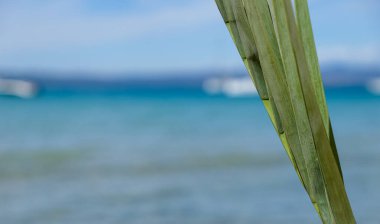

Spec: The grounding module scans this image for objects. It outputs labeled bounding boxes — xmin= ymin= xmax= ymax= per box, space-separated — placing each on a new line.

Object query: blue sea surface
xmin=0 ymin=87 xmax=379 ymax=224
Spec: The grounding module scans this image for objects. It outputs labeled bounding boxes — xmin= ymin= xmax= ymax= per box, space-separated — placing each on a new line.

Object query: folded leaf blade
xmin=215 ymin=0 xmax=356 ymax=223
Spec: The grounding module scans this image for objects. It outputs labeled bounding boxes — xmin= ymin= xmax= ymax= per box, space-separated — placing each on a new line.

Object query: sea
xmin=0 ymin=87 xmax=379 ymax=224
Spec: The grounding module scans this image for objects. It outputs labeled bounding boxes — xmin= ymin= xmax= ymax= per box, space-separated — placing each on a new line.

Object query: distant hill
xmin=1 ymin=64 xmax=379 ymax=92
xmin=320 ymin=64 xmax=380 ymax=86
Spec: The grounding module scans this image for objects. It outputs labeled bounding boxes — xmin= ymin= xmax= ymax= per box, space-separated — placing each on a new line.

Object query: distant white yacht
xmin=367 ymin=78 xmax=380 ymax=95
xmin=0 ymin=78 xmax=39 ymax=98
xmin=203 ymin=77 xmax=258 ymax=97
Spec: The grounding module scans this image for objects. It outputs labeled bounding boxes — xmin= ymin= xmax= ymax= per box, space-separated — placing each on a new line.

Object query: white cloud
xmin=0 ymin=0 xmax=378 ymax=72
xmin=0 ymin=0 xmax=219 ymax=53
xmin=317 ymin=44 xmax=380 ymax=67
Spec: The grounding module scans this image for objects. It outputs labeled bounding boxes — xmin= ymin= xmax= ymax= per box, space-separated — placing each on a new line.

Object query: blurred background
xmin=0 ymin=0 xmax=379 ymax=223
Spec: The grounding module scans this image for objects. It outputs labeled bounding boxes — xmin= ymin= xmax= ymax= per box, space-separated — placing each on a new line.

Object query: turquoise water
xmin=0 ymin=88 xmax=379 ymax=223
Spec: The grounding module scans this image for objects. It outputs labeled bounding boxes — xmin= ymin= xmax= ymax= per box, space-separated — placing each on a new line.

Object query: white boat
xmin=203 ymin=77 xmax=258 ymax=97
xmin=367 ymin=78 xmax=380 ymax=95
xmin=0 ymin=78 xmax=39 ymax=98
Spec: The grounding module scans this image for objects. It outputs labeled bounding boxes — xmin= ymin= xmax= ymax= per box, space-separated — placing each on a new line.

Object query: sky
xmin=0 ymin=0 xmax=379 ymax=75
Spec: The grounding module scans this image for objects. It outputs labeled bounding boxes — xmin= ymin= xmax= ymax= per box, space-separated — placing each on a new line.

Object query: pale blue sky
xmin=0 ymin=0 xmax=379 ymax=75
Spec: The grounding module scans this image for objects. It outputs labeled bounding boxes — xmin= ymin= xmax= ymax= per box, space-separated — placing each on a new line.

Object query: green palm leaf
xmin=215 ymin=0 xmax=356 ymax=223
